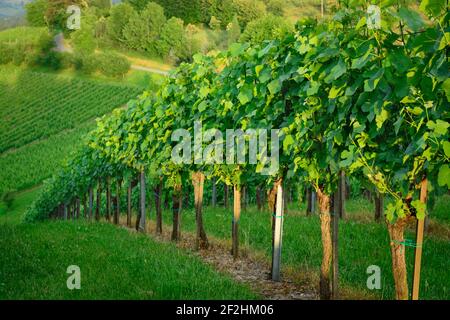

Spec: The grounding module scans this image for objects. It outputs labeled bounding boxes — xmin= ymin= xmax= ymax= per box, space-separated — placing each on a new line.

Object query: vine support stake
xmin=272 ymin=180 xmax=284 ymax=281
xmin=63 ymin=203 xmax=68 ymax=220
xmin=127 ymin=180 xmax=132 ymax=227
xmin=88 ymin=187 xmax=93 ymax=220
xmin=232 ymin=185 xmax=241 ymax=259
xmin=138 ymin=171 xmax=146 ymax=233
xmin=412 ymin=177 xmax=427 ymax=300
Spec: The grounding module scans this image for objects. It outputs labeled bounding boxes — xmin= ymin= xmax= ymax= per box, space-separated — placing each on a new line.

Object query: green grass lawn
xmin=0 ymin=189 xmax=258 ymax=300
xmin=157 ymin=200 xmax=450 ymax=300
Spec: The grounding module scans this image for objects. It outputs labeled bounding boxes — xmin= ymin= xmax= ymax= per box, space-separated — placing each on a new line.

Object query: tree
xmin=106 ymin=3 xmax=135 ymax=43
xmin=209 ymin=16 xmax=222 ymax=30
xmin=184 ymin=24 xmax=204 ymax=61
xmin=25 ymin=0 xmax=48 ymax=27
xmin=240 ymin=14 xmax=293 ymax=45
xmin=71 ymin=26 xmax=96 ymax=54
xmin=226 ymin=16 xmax=241 ymax=46
xmin=126 ymin=0 xmax=208 ymax=24
xmin=232 ymin=0 xmax=267 ymax=28
xmin=266 ymin=0 xmax=284 ymax=16
xmin=209 ymin=0 xmax=235 ymax=27
xmin=122 ymin=2 xmax=166 ymax=54
xmin=45 ymin=0 xmax=87 ymax=32
xmin=158 ymin=17 xmax=187 ymax=63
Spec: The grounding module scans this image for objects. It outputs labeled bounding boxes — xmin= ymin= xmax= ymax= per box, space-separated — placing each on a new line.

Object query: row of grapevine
xmin=26 ymin=2 xmax=449 ymax=300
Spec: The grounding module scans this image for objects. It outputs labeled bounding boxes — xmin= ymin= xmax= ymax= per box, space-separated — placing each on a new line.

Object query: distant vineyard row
xmin=0 ymin=66 xmax=142 ymax=152
xmin=0 ymin=123 xmax=93 ymax=195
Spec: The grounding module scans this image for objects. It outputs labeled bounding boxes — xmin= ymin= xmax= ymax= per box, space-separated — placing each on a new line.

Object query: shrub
xmin=96 ymin=52 xmax=131 ymax=78
xmin=232 ymin=0 xmax=267 ymax=28
xmin=73 ymin=53 xmax=98 ymax=75
xmin=35 ymin=51 xmax=63 ymax=70
xmin=158 ymin=17 xmax=187 ymax=63
xmin=240 ymin=14 xmax=293 ymax=45
xmin=71 ymin=26 xmax=96 ymax=55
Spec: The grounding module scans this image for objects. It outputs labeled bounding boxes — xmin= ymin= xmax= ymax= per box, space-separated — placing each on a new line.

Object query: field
xmin=0 ymin=65 xmax=142 ymax=152
xmin=0 ymin=64 xmax=145 ymax=195
xmin=0 ymin=123 xmax=93 ymax=194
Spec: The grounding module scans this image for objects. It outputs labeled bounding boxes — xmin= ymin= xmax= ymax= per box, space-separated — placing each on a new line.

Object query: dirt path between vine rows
xmin=118 ymin=217 xmax=318 ymax=300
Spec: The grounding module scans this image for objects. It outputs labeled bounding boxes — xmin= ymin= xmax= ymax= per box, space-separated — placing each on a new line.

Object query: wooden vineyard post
xmin=412 ymin=178 xmax=427 ymax=300
xmin=256 ymin=185 xmax=263 ymax=212
xmin=76 ymin=197 xmax=80 ymax=219
xmin=374 ymin=191 xmax=384 ymax=222
xmin=311 ymin=190 xmax=316 ymax=214
xmin=114 ymin=179 xmax=121 ymax=225
xmin=306 ymin=188 xmax=312 ymax=215
xmin=138 ymin=171 xmax=146 ymax=233
xmin=339 ymin=171 xmax=346 ymax=219
xmin=106 ymin=177 xmax=111 ymax=222
xmin=172 ymin=184 xmax=182 ymax=241
xmin=155 ymin=178 xmax=163 ymax=234
xmin=224 ymin=184 xmax=229 ymax=209
xmin=232 ymin=185 xmax=241 ymax=259
xmin=192 ymin=172 xmax=209 ymax=250
xmin=88 ymin=187 xmax=93 ymax=220
xmin=82 ymin=194 xmax=87 ymax=218
xmin=272 ymin=181 xmax=284 ymax=281
xmin=127 ymin=180 xmax=132 ymax=227
xmin=63 ymin=203 xmax=68 ymax=220
xmin=95 ymin=180 xmax=101 ymax=221
xmin=211 ymin=177 xmax=217 ymax=207
xmin=242 ymin=186 xmax=247 ymax=212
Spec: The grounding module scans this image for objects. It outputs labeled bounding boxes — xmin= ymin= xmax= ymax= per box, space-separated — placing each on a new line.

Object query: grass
xmin=157 ymin=199 xmax=450 ymax=300
xmin=0 ymin=26 xmax=47 ymax=44
xmin=0 ymin=189 xmax=258 ymax=300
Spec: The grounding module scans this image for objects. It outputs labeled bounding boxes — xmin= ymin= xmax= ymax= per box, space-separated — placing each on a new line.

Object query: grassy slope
xmin=158 ymin=199 xmax=450 ymax=300
xmin=0 ymin=189 xmax=258 ymax=300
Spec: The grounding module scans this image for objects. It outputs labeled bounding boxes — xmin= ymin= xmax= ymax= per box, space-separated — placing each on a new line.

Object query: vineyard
xmin=0 ymin=123 xmax=92 ymax=195
xmin=0 ymin=65 xmax=142 ymax=152
xmin=22 ymin=1 xmax=449 ymax=301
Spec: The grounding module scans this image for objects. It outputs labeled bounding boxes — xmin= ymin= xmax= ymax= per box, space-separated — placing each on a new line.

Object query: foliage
xmin=0 ymin=27 xmax=51 ymax=66
xmin=240 ymin=14 xmax=293 ymax=45
xmin=232 ymin=0 xmax=267 ymax=28
xmin=25 ymin=0 xmax=48 ymax=27
xmin=71 ymin=26 xmax=97 ymax=54
xmin=158 ymin=17 xmax=188 ymax=63
xmin=96 ymin=52 xmax=131 ymax=78
xmin=265 ymin=0 xmax=284 ymax=16
xmin=122 ymin=2 xmax=166 ymax=55
xmin=105 ymin=2 xmax=135 ymax=44
xmin=227 ymin=16 xmax=241 ymax=45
